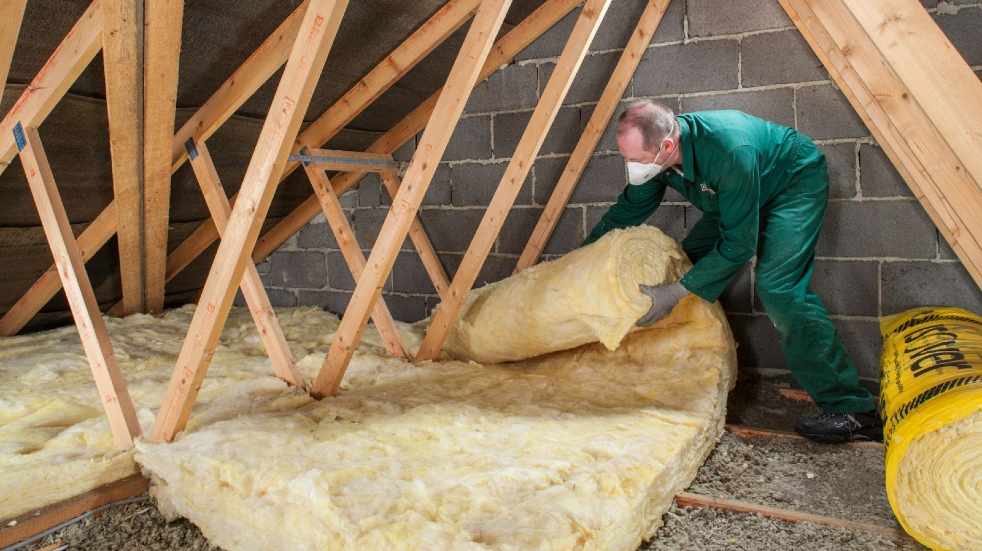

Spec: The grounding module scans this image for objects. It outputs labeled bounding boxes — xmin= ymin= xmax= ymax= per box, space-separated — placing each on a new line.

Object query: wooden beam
xmin=151 ymin=0 xmax=348 ymax=442
xmin=0 ymin=202 xmax=118 ymax=335
xmin=0 ymin=475 xmax=148 ymax=548
xmin=170 ymin=0 xmax=309 ymax=174
xmin=297 ymin=148 xmax=398 ymax=172
xmin=781 ymin=0 xmax=982 ymax=285
xmin=0 ymin=1 xmax=26 ymax=94
xmin=102 ymin=0 xmax=145 ymax=315
xmin=160 ymin=0 xmax=583 ymax=291
xmin=185 ymin=139 xmax=305 ymax=387
xmin=674 ymin=493 xmax=904 ymax=538
xmin=14 ymin=124 xmax=141 ymax=448
xmin=416 ymin=0 xmax=612 ymax=361
xmin=379 ymin=170 xmax=450 ymax=299
xmin=143 ymin=0 xmax=184 ymax=313
xmin=304 ymin=164 xmax=406 ymax=357
xmin=251 ymin=0 xmax=584 ymax=265
xmin=0 ymin=1 xmax=103 ymax=177
xmin=311 ymin=0 xmax=514 ymax=398
xmin=515 ymin=0 xmax=669 ymax=272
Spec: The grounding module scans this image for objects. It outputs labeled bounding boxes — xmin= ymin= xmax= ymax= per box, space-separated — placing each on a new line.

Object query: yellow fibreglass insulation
xmin=445 ymin=226 xmax=689 ymax=363
xmin=2 ymin=227 xmax=737 ymax=550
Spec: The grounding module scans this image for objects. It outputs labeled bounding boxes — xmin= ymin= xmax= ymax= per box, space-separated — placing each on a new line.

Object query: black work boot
xmin=794 ymin=410 xmax=883 ymax=444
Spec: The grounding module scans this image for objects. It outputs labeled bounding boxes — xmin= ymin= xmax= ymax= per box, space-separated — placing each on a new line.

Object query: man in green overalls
xmin=585 ymin=100 xmax=881 ymax=443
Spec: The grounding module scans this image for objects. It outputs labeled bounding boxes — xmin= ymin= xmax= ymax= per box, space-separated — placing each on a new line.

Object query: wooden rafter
xmin=304 ymin=164 xmax=407 ymax=357
xmin=159 ymin=0 xmax=583 ymax=296
xmin=14 ymin=124 xmax=140 ymax=448
xmin=515 ymin=0 xmax=670 ymax=272
xmin=780 ymin=0 xmax=982 ymax=286
xmin=102 ymin=0 xmax=145 ymax=315
xmin=151 ymin=0 xmax=349 ymax=442
xmin=143 ymin=0 xmax=184 ymax=313
xmin=379 ymin=170 xmax=450 ymax=299
xmin=0 ymin=1 xmax=103 ymax=177
xmin=311 ymin=0 xmax=514 ymax=398
xmin=0 ymin=1 xmax=26 ymax=95
xmin=297 ymin=148 xmax=398 ymax=173
xmin=185 ymin=139 xmax=304 ymax=387
xmin=416 ymin=0 xmax=613 ymax=361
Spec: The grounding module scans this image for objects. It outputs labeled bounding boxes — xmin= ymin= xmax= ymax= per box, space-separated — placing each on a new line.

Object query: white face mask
xmin=626 ymin=160 xmax=664 ymax=186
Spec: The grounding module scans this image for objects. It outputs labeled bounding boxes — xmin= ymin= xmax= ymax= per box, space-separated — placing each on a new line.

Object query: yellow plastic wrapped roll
xmin=443 ymin=226 xmax=690 ymax=363
xmin=879 ymin=307 xmax=982 ymax=550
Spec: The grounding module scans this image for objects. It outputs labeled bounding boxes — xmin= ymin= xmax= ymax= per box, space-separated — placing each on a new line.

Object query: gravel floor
xmin=641 ymin=504 xmax=922 ymax=551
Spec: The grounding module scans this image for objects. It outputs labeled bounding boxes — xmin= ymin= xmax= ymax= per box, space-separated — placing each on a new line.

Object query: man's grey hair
xmin=617 ymin=100 xmax=677 ymax=150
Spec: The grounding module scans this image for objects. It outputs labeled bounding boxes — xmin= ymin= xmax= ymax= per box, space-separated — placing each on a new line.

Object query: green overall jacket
xmin=584 ymin=110 xmax=804 ymax=303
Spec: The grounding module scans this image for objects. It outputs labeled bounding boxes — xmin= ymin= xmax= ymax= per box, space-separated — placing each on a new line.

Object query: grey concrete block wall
xmin=265 ymin=0 xmax=982 ymax=383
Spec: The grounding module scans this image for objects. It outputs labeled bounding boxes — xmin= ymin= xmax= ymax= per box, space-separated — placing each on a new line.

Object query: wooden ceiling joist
xmin=780 ymin=0 xmax=982 ymax=286
xmin=311 ymin=0 xmax=514 ymax=398
xmin=14 ymin=124 xmax=140 ymax=448
xmin=151 ymin=0 xmax=349 ymax=442
xmin=416 ymin=0 xmax=614 ymax=361
xmin=143 ymin=0 xmax=184 ymax=314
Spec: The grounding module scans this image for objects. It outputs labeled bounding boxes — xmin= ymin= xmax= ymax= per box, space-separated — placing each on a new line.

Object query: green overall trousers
xmin=585 ymin=110 xmax=874 ymax=413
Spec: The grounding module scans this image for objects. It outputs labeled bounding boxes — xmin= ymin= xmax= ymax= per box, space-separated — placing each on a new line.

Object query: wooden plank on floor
xmin=151 ymin=0 xmax=349 ymax=443
xmin=0 ymin=202 xmax=118 ymax=336
xmin=311 ymin=0 xmax=514 ymax=398
xmin=250 ymin=0 xmax=584 ymax=266
xmin=0 ymin=1 xmax=27 ymax=94
xmin=15 ymin=124 xmax=141 ymax=448
xmin=674 ymin=492 xmax=904 ymax=539
xmin=0 ymin=1 xmax=103 ymax=177
xmin=515 ymin=0 xmax=669 ymax=272
xmin=143 ymin=0 xmax=184 ymax=314
xmin=304 ymin=164 xmax=406 ymax=357
xmin=0 ymin=475 xmax=148 ymax=548
xmin=185 ymin=139 xmax=304 ymax=387
xmin=102 ymin=0 xmax=146 ymax=315
xmin=379 ymin=170 xmax=450 ymax=299
xmin=416 ymin=0 xmax=612 ymax=361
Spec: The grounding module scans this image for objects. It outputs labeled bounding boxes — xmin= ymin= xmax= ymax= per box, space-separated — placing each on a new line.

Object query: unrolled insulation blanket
xmin=879 ymin=306 xmax=982 ymax=550
xmin=444 ymin=226 xmax=690 ymax=363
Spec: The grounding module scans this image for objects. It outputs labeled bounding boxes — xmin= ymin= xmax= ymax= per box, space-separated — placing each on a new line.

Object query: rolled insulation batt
xmin=444 ymin=226 xmax=690 ymax=363
xmin=879 ymin=307 xmax=982 ymax=550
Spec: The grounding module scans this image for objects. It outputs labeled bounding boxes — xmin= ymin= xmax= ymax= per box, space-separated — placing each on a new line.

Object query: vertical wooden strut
xmin=14 ymin=124 xmax=141 ymax=448
xmin=0 ymin=1 xmax=27 ymax=94
xmin=416 ymin=0 xmax=613 ymax=361
xmin=515 ymin=0 xmax=670 ymax=272
xmin=151 ymin=0 xmax=348 ymax=442
xmin=102 ymin=0 xmax=146 ymax=315
xmin=303 ymin=163 xmax=407 ymax=357
xmin=144 ymin=0 xmax=184 ymax=313
xmin=379 ymin=170 xmax=450 ymax=299
xmin=185 ymin=139 xmax=305 ymax=387
xmin=311 ymin=0 xmax=514 ymax=397
xmin=0 ymin=0 xmax=103 ymax=177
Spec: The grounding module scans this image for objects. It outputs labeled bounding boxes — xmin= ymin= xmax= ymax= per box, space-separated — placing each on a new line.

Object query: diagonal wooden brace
xmin=310 ymin=0 xmax=515 ymax=398
xmin=303 ymin=163 xmax=407 ymax=358
xmin=151 ymin=0 xmax=349 ymax=442
xmin=416 ymin=0 xmax=614 ymax=361
xmin=185 ymin=139 xmax=305 ymax=387
xmin=14 ymin=123 xmax=141 ymax=449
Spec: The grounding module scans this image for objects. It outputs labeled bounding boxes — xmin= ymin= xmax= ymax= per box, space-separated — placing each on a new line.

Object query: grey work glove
xmin=637 ymin=281 xmax=688 ymax=326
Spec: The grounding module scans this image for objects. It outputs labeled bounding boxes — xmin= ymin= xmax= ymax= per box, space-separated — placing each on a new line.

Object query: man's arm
xmin=680 ymin=146 xmax=759 ymax=302
xmin=583 ymin=177 xmax=668 ymax=245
